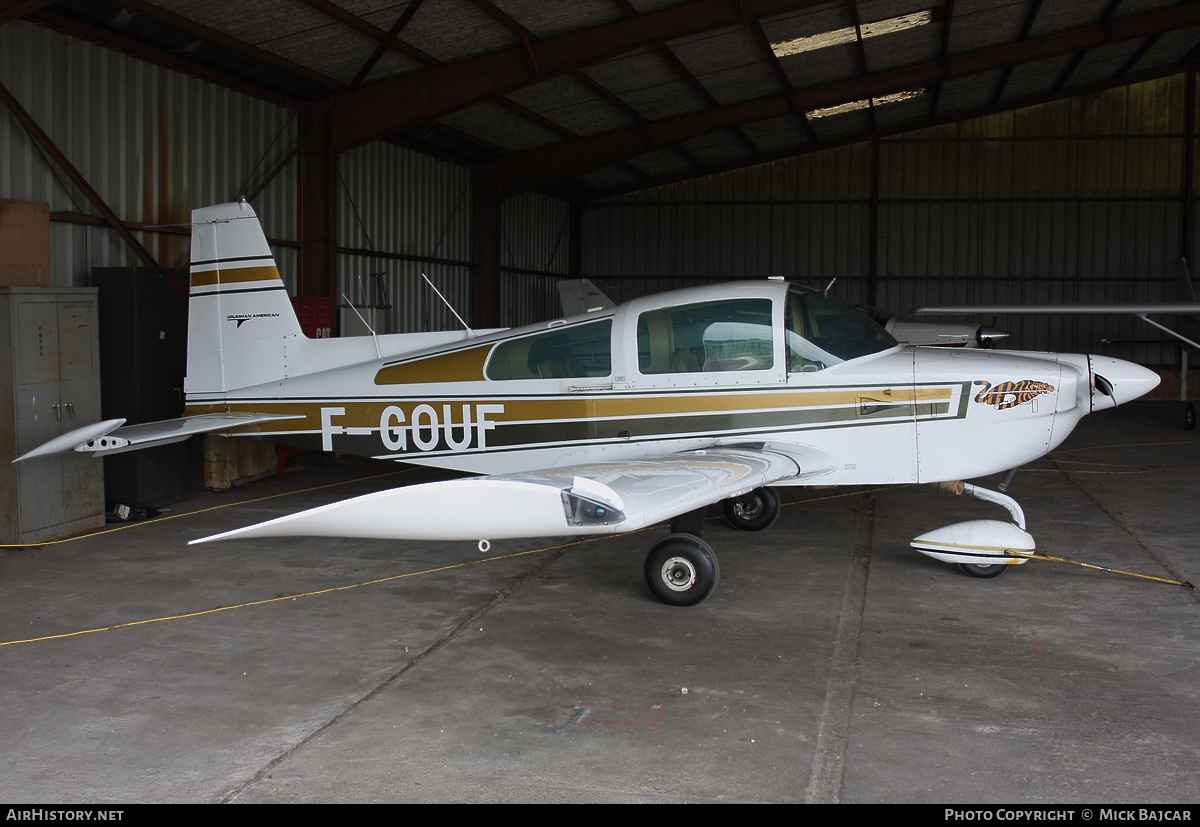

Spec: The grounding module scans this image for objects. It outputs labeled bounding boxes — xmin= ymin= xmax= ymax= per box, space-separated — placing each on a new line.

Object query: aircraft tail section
xmin=186 ymin=201 xmax=303 ymax=396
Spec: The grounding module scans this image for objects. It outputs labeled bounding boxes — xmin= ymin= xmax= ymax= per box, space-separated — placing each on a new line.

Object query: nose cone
xmin=1090 ymin=355 xmax=1161 ymax=407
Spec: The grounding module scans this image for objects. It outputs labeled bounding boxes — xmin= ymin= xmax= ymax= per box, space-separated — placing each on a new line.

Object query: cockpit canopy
xmin=483 ymin=282 xmax=897 ymax=383
xmin=785 ymin=286 xmax=898 ymax=371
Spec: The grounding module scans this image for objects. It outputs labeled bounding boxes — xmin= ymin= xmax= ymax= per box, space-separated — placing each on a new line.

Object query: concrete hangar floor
xmin=1 ymin=401 xmax=1197 ymax=804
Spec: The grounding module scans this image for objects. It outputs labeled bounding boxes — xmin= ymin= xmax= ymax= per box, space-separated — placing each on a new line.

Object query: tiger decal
xmin=973 ymin=380 xmax=1055 ymax=410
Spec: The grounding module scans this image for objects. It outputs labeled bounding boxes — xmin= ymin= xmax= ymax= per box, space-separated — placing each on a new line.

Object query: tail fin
xmin=186 ymin=201 xmax=302 ymax=396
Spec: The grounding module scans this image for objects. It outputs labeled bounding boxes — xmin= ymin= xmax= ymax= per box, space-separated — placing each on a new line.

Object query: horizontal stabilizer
xmin=14 ymin=419 xmax=127 ymax=462
xmin=15 ymin=412 xmax=304 ymax=461
xmin=191 ymin=445 xmax=833 ymax=545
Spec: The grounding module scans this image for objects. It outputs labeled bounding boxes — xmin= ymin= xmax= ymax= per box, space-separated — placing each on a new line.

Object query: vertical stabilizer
xmin=186 ymin=201 xmax=302 ymax=395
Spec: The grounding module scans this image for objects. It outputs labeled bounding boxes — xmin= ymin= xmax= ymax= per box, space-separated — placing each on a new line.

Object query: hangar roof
xmin=9 ymin=0 xmax=1200 ymax=199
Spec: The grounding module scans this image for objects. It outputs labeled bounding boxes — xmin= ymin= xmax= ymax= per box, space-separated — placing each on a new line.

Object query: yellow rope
xmin=1005 ymin=549 xmax=1195 ymax=590
xmin=0 ymin=538 xmax=590 ymax=648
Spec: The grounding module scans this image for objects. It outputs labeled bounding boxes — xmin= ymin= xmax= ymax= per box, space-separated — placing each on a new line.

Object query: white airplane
xmin=17 ymin=202 xmax=1162 ymax=604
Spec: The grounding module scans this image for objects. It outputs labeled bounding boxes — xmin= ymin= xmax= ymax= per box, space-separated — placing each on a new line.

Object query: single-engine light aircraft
xmin=17 ymin=202 xmax=1162 ymax=605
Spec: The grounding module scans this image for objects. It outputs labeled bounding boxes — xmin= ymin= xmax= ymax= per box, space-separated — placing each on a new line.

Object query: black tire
xmin=644 ymin=534 xmax=720 ymax=606
xmin=1186 ymin=403 xmax=1196 ymax=431
xmin=722 ymin=487 xmax=781 ymax=532
xmin=957 ymin=562 xmax=1007 ymax=579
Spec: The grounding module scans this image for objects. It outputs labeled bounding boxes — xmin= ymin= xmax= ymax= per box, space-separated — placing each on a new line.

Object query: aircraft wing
xmin=191 ymin=443 xmax=838 ymax=545
xmin=913 ymin=301 xmax=1200 ymax=350
xmin=14 ymin=412 xmax=305 ymax=461
xmin=913 ymin=303 xmax=1200 ymax=315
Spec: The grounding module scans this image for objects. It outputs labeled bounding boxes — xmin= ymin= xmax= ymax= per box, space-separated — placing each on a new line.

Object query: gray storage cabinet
xmin=0 ymin=287 xmax=105 ymax=543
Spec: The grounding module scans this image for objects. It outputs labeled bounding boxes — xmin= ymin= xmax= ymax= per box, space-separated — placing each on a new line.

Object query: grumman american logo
xmin=973 ymin=380 xmax=1055 ymax=410
xmin=227 ymin=312 xmax=281 ymax=328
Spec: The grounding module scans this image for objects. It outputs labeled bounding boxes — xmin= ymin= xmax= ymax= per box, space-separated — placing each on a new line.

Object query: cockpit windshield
xmin=785 ymin=286 xmax=897 ymax=371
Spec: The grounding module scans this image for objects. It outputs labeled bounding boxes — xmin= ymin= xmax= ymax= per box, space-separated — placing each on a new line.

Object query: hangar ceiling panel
xmin=949 ymin=0 xmax=1028 ymax=53
xmin=397 ymin=0 xmax=521 ymax=62
xmin=439 ymin=101 xmax=565 ymax=153
xmin=625 ymin=146 xmax=696 ymax=179
xmin=681 ymin=130 xmax=765 ymax=168
xmin=491 ymin=0 xmax=625 ymax=39
xmin=665 ymin=26 xmax=784 ymax=106
xmin=1027 ymin=0 xmax=1114 ymax=37
xmin=1000 ymin=54 xmax=1078 ymax=103
xmin=741 ymin=116 xmax=812 ymax=156
xmin=505 ymin=75 xmax=637 ymax=137
xmin=937 ymin=70 xmax=1008 ymax=117
xmin=580 ymin=47 xmax=712 ymax=120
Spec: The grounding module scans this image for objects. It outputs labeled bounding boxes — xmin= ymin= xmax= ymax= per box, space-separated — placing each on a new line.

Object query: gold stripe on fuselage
xmin=183 ymin=385 xmax=958 ymax=437
xmin=189 ymin=265 xmax=282 ymax=288
xmin=374 ymin=345 xmax=493 ymax=385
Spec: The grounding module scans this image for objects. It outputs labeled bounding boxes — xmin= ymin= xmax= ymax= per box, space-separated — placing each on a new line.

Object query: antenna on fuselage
xmin=421 ymin=272 xmax=475 ymax=337
xmin=342 ymin=284 xmax=383 ymax=360
xmin=824 ymin=277 xmax=837 ymax=296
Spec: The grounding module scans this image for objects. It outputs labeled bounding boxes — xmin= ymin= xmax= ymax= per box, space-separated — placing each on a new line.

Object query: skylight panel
xmin=772 ymin=9 xmax=936 ymax=58
xmin=806 ymin=88 xmax=927 ymax=119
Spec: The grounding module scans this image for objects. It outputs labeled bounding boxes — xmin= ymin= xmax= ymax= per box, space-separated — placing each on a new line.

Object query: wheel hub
xmin=660 ymin=556 xmax=697 ymax=591
xmin=733 ymin=496 xmax=762 ymax=520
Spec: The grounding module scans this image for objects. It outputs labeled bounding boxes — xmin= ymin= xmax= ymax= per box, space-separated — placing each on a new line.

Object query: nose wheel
xmin=957 ymin=562 xmax=1008 ymax=578
xmin=644 ymin=534 xmax=720 ymax=606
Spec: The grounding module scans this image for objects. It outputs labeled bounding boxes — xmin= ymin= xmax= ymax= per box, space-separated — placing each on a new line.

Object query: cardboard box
xmin=0 ymin=200 xmax=50 ymax=287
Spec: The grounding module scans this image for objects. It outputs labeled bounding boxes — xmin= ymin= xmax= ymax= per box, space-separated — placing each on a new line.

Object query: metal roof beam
xmin=348 ymin=0 xmax=430 ymax=90
xmin=299 ymin=0 xmax=440 ymax=73
xmin=492 ymin=1 xmax=1200 ymax=195
xmin=0 ymin=0 xmax=54 ymax=26
xmin=335 ymin=0 xmax=835 ymax=151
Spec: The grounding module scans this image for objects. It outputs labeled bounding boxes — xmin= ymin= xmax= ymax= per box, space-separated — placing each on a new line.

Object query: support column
xmin=297 ymin=105 xmax=337 ymax=306
xmin=1184 ymin=66 xmax=1195 ymax=272
xmin=569 ymin=200 xmax=584 ymax=279
xmin=869 ymin=137 xmax=880 ymax=307
xmin=473 ymin=165 xmax=501 ymax=329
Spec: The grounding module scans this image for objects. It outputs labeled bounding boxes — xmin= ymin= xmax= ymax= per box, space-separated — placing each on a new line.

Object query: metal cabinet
xmin=0 ymin=288 xmax=105 ymax=543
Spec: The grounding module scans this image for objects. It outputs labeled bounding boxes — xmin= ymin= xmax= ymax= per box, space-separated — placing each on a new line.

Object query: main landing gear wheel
xmin=722 ymin=487 xmax=781 ymax=532
xmin=957 ymin=562 xmax=1008 ymax=579
xmin=1186 ymin=402 xmax=1196 ymax=431
xmin=644 ymin=534 xmax=720 ymax=606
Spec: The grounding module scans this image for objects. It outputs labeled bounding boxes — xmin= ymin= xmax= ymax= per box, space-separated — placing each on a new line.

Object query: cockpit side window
xmin=486 ymin=320 xmax=613 ymax=380
xmin=637 ymin=299 xmax=774 ymax=374
xmin=786 ymin=286 xmax=897 ymax=371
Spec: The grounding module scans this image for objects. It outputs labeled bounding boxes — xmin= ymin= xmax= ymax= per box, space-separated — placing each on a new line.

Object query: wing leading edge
xmin=190 ymin=443 xmax=838 ymax=545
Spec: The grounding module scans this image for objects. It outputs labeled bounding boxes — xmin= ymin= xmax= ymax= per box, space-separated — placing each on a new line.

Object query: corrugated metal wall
xmin=498 ymin=192 xmax=571 ymax=326
xmin=0 ymin=19 xmax=298 ymax=288
xmin=585 ymin=73 xmax=1197 ymax=367
xmin=337 ymin=141 xmax=474 ymax=333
